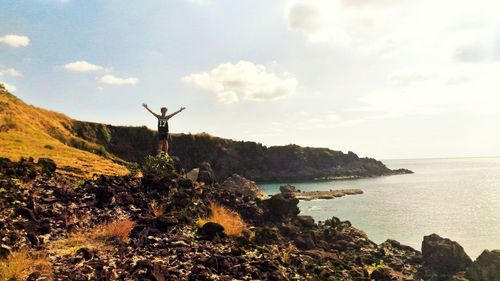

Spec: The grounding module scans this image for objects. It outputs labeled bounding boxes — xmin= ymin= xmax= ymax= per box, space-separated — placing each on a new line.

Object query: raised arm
xmin=167 ymin=107 xmax=186 ymax=119
xmin=142 ymin=103 xmax=159 ymax=118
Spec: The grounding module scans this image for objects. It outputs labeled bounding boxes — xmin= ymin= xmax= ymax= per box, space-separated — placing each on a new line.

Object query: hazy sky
xmin=2 ymin=0 xmax=500 ymax=159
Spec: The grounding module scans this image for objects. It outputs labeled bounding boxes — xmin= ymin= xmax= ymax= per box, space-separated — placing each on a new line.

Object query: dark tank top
xmin=158 ymin=117 xmax=169 ymax=132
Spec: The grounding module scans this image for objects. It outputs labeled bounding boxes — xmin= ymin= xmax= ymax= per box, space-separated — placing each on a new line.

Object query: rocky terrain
xmin=1 ymin=156 xmax=498 ymax=280
xmin=279 ymin=184 xmax=363 ymax=201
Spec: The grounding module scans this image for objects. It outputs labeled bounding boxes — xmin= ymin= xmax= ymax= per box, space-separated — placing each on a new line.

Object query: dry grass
xmin=49 ymin=219 xmax=135 ymax=256
xmin=49 ymin=231 xmax=105 ymax=256
xmin=279 ymin=244 xmax=297 ymax=263
xmin=150 ymin=200 xmax=165 ymax=217
xmin=0 ymin=249 xmax=51 ymax=280
xmin=0 ymin=87 xmax=128 ymax=177
xmin=94 ymin=219 xmax=135 ymax=243
xmin=200 ymin=202 xmax=247 ymax=236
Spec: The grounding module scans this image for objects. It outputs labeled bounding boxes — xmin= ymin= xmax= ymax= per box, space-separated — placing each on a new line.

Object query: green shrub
xmin=141 ymin=153 xmax=176 ymax=178
xmin=44 ymin=144 xmax=54 ymax=150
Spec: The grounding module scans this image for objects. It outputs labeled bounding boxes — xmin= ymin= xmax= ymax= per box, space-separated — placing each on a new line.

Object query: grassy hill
xmin=0 ymin=84 xmax=128 ymax=177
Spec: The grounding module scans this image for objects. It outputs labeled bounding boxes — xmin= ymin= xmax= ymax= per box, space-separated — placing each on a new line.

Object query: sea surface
xmin=259 ymin=157 xmax=500 ymax=259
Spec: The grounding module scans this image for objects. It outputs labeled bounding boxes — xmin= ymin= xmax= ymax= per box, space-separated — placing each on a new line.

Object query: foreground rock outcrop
xmin=422 ymin=234 xmax=472 ymax=280
xmin=467 ymin=250 xmax=500 ymax=281
xmin=0 ymin=157 xmax=497 ymax=280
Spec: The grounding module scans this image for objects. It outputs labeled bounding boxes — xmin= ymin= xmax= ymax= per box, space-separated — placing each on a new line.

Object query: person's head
xmin=160 ymin=107 xmax=168 ymax=115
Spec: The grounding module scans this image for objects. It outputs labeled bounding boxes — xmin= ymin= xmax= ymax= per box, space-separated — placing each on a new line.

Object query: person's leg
xmin=164 ymin=140 xmax=169 ymax=155
xmin=158 ymin=140 xmax=164 ymax=154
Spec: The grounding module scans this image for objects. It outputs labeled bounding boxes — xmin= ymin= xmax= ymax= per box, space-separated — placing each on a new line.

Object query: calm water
xmin=259 ymin=157 xmax=500 ymax=259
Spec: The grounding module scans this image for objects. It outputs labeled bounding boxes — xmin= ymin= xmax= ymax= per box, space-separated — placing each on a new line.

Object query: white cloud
xmin=98 ymin=74 xmax=138 ymax=86
xmin=388 ymin=69 xmax=436 ymax=86
xmin=340 ymin=0 xmax=397 ymax=9
xmin=288 ymin=3 xmax=323 ymax=35
xmin=0 ymin=82 xmax=17 ymax=92
xmin=183 ymin=61 xmax=298 ymax=104
xmin=454 ymin=43 xmax=488 ymax=63
xmin=286 ymin=1 xmax=351 ymax=44
xmin=285 ymin=0 xmax=500 ymax=62
xmin=355 ymin=64 xmax=500 ymax=117
xmin=0 ymin=34 xmax=30 ymax=48
xmin=216 ymin=91 xmax=239 ymax=104
xmin=0 ymin=68 xmax=22 ymax=77
xmin=64 ymin=60 xmax=104 ymax=73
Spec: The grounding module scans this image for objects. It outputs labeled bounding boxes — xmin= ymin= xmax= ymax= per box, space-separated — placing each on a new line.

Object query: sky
xmin=1 ymin=0 xmax=500 ymax=159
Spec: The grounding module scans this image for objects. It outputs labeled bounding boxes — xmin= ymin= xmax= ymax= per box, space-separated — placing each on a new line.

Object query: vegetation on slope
xmin=73 ymin=121 xmax=408 ymax=182
xmin=0 ymin=84 xmax=128 ymax=176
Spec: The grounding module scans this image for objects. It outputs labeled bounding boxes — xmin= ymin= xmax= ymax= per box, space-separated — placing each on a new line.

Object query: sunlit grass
xmin=0 ymin=87 xmax=128 ymax=177
xmin=0 ymin=249 xmax=51 ymax=280
xmin=198 ymin=202 xmax=247 ymax=236
xmin=49 ymin=219 xmax=135 ymax=257
xmin=49 ymin=231 xmax=105 ymax=256
xmin=94 ymin=219 xmax=135 ymax=243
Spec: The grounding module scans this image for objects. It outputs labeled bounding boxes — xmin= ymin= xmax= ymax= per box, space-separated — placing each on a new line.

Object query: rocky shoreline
xmin=0 ymin=157 xmax=499 ymax=280
xmin=279 ymin=184 xmax=363 ymax=201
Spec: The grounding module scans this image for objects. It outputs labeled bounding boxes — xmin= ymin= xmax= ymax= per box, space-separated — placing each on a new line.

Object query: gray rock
xmin=221 ymin=174 xmax=267 ymax=200
xmin=186 ymin=168 xmax=199 ymax=182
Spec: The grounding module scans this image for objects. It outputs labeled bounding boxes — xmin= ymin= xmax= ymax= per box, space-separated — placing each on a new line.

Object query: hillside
xmin=72 ymin=124 xmax=410 ymax=182
xmin=0 ymin=85 xmax=409 ymax=181
xmin=0 ymin=85 xmax=128 ymax=176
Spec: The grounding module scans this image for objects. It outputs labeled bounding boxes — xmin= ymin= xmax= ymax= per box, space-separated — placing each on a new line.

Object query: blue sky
xmin=2 ymin=0 xmax=500 ymax=159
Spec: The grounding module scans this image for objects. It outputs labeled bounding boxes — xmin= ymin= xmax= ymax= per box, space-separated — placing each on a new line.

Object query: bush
xmin=141 ymin=153 xmax=176 ymax=178
xmin=44 ymin=144 xmax=54 ymax=150
xmin=198 ymin=202 xmax=247 ymax=236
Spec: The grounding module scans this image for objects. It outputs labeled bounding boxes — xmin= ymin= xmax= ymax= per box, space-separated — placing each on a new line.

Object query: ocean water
xmin=259 ymin=157 xmax=500 ymax=259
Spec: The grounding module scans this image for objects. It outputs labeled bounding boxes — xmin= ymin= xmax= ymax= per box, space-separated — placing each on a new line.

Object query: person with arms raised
xmin=142 ymin=103 xmax=186 ymax=155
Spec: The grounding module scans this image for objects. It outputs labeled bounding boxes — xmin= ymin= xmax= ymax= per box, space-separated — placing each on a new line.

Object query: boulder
xmin=263 ymin=192 xmax=299 ymax=221
xmin=0 ymin=157 xmax=13 ymax=169
xmin=370 ymin=266 xmax=399 ymax=281
xmin=37 ymin=158 xmax=57 ymax=174
xmin=185 ymin=168 xmax=200 ymax=182
xmin=296 ymin=215 xmax=315 ymax=228
xmin=221 ymin=174 xmax=268 ymax=200
xmin=279 ymin=184 xmax=296 ymax=194
xmin=201 ymin=222 xmax=225 ymax=238
xmin=197 ymin=162 xmax=215 ymax=185
xmin=76 ymin=247 xmax=95 ymax=261
xmin=422 ymin=234 xmax=472 ymax=276
xmin=467 ymin=249 xmax=500 ymax=281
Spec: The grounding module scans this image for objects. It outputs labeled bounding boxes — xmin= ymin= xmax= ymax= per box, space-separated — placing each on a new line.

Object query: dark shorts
xmin=158 ymin=131 xmax=169 ymax=141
